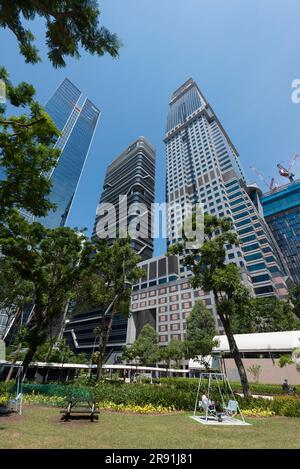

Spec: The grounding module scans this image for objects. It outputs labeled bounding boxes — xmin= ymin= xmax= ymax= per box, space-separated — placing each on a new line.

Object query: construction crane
xmin=277 ymin=154 xmax=299 ymax=183
xmin=249 ymin=166 xmax=277 ymax=192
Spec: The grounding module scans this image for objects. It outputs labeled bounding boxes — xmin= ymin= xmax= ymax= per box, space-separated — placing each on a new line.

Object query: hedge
xmin=159 ymin=378 xmax=300 ymax=396
xmin=22 ymin=382 xmax=300 ymax=417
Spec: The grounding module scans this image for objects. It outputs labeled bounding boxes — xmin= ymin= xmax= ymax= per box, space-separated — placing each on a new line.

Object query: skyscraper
xmin=3 ymin=79 xmax=100 ymax=344
xmin=64 ymin=137 xmax=155 ymax=360
xmin=261 ymin=180 xmax=300 ymax=284
xmin=165 ymin=78 xmax=289 ymax=298
xmin=39 ymin=78 xmax=100 ymax=228
xmin=93 ymin=136 xmax=156 ymax=260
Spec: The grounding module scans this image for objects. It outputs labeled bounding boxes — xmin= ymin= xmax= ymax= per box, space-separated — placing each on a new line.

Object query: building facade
xmin=39 ymin=78 xmax=100 ymax=228
xmin=261 ymin=180 xmax=300 ymax=284
xmin=93 ymin=136 xmax=155 ymax=260
xmin=126 ymin=255 xmax=221 ymax=347
xmin=164 ymin=78 xmax=289 ymax=298
xmin=64 ymin=137 xmax=156 ymax=360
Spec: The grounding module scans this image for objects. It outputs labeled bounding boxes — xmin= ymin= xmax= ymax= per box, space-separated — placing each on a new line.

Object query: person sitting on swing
xmin=201 ymin=390 xmax=222 ymax=422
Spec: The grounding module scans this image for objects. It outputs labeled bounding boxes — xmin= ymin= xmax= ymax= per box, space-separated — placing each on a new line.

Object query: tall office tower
xmin=93 ymin=137 xmax=156 ymax=260
xmin=165 ymin=79 xmax=289 ymax=299
xmin=261 ymin=180 xmax=300 ymax=284
xmin=64 ymin=137 xmax=155 ymax=360
xmin=39 ymin=78 xmax=100 ymax=228
xmin=3 ymin=79 xmax=100 ymax=345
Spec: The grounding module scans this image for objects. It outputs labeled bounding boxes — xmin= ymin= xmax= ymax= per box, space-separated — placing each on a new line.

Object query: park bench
xmin=60 ymin=386 xmax=99 ymax=422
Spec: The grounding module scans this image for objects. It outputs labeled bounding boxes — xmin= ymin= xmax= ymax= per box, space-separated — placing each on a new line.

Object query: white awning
xmin=213 ymin=331 xmax=300 ymax=353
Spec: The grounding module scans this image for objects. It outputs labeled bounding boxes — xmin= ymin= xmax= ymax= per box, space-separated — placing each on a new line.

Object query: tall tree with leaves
xmin=289 ymin=284 xmax=300 ymax=321
xmin=123 ymin=324 xmax=160 ymax=368
xmin=0 ymin=67 xmax=60 ymax=223
xmin=0 ymin=212 xmax=92 ymax=376
xmin=159 ymin=339 xmax=185 ymax=376
xmin=232 ymin=297 xmax=300 ymax=334
xmin=0 ymin=257 xmax=34 ymax=339
xmin=74 ymin=237 xmax=143 ymax=380
xmin=169 ymin=214 xmax=252 ymax=396
xmin=184 ymin=300 xmax=218 ymax=369
xmin=0 ymin=0 xmax=121 ymax=67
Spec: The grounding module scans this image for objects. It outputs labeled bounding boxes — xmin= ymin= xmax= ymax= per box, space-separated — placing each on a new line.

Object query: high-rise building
xmin=93 ymin=136 xmax=156 ymax=260
xmin=64 ymin=137 xmax=156 ymax=360
xmin=3 ymin=79 xmax=100 ymax=345
xmin=165 ymin=78 xmax=289 ymax=299
xmin=39 ymin=78 xmax=100 ymax=228
xmin=261 ymin=180 xmax=300 ymax=284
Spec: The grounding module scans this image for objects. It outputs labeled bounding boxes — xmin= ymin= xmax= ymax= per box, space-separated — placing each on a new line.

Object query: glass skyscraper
xmin=93 ymin=136 xmax=156 ymax=260
xmin=64 ymin=137 xmax=156 ymax=360
xmin=261 ymin=180 xmax=300 ymax=285
xmin=165 ymin=78 xmax=289 ymax=299
xmin=39 ymin=78 xmax=100 ymax=228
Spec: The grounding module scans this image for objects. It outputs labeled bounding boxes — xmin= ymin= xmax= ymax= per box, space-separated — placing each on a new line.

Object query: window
xmin=251 ymin=274 xmax=270 ymax=283
xmin=245 ymin=253 xmax=263 ymax=262
xmin=254 ymin=285 xmax=274 ymax=295
xmin=247 ymin=262 xmax=266 ymax=272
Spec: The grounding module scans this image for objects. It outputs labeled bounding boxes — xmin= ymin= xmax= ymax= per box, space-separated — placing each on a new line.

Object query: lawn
xmin=1 ymin=405 xmax=300 ymax=449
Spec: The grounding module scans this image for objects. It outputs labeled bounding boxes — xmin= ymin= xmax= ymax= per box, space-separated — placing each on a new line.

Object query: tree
xmin=74 ymin=237 xmax=143 ymax=380
xmin=169 ymin=213 xmax=252 ymax=396
xmin=0 ymin=213 xmax=92 ymax=376
xmin=232 ymin=297 xmax=300 ymax=334
xmin=184 ymin=300 xmax=217 ymax=368
xmin=0 ymin=67 xmax=60 ymax=223
xmin=159 ymin=339 xmax=185 ymax=376
xmin=247 ymin=364 xmax=262 ymax=384
xmin=0 ymin=257 xmax=34 ymax=339
xmin=122 ymin=324 xmax=159 ymax=368
xmin=289 ymin=284 xmax=300 ymax=320
xmin=0 ymin=0 xmax=121 ymax=68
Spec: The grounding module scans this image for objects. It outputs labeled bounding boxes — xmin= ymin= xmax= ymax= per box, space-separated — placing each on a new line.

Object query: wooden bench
xmin=60 ymin=400 xmax=100 ymax=422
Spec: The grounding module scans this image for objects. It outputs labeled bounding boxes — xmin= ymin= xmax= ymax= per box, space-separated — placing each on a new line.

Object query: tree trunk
xmin=221 ymin=315 xmax=251 ymax=397
xmin=96 ymin=315 xmax=114 ymax=381
xmin=45 ymin=300 xmax=70 ymax=362
xmin=5 ymin=341 xmax=23 ymax=383
xmin=21 ymin=344 xmax=38 ymax=380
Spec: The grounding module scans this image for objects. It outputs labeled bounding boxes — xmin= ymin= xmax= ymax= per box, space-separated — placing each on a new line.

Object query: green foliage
xmin=123 ymin=324 xmax=159 ymax=367
xmin=0 ymin=68 xmax=60 ymax=222
xmin=0 ymin=1 xmax=121 ymax=67
xmin=159 ymin=339 xmax=185 ymax=369
xmin=74 ymin=236 xmax=143 ymax=380
xmin=159 ymin=378 xmax=300 ymax=396
xmin=232 ymin=297 xmax=300 ymax=334
xmin=278 ymin=355 xmax=294 ymax=368
xmin=33 ymin=340 xmax=89 ymax=364
xmin=184 ymin=300 xmax=217 ymax=363
xmin=289 ymin=284 xmax=300 ymax=320
xmin=0 ymin=221 xmax=93 ymax=371
xmin=168 ymin=213 xmax=251 ymax=396
xmin=21 ymin=381 xmax=300 ymax=416
xmin=247 ymin=364 xmax=262 ymax=384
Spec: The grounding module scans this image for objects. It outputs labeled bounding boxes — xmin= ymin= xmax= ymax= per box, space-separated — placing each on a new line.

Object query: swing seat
xmin=223 ymin=399 xmax=238 ymax=416
xmin=199 ymin=401 xmax=223 ymax=422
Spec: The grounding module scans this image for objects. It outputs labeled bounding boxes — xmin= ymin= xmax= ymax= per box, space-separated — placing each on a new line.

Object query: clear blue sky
xmin=1 ymin=0 xmax=300 ymax=255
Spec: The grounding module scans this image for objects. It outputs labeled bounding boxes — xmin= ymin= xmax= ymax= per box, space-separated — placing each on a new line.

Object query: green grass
xmin=1 ymin=405 xmax=300 ymax=449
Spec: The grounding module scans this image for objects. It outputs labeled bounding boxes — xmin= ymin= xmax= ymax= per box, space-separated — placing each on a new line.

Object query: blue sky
xmin=1 ymin=0 xmax=300 ymax=255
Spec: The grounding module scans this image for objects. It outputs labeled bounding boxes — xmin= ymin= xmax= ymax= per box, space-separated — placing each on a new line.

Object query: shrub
xmin=271 ymin=396 xmax=300 ymax=418
xmin=242 ymin=408 xmax=275 ymax=417
xmin=159 ymin=378 xmax=300 ymax=396
xmin=99 ymin=401 xmax=175 ymax=414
